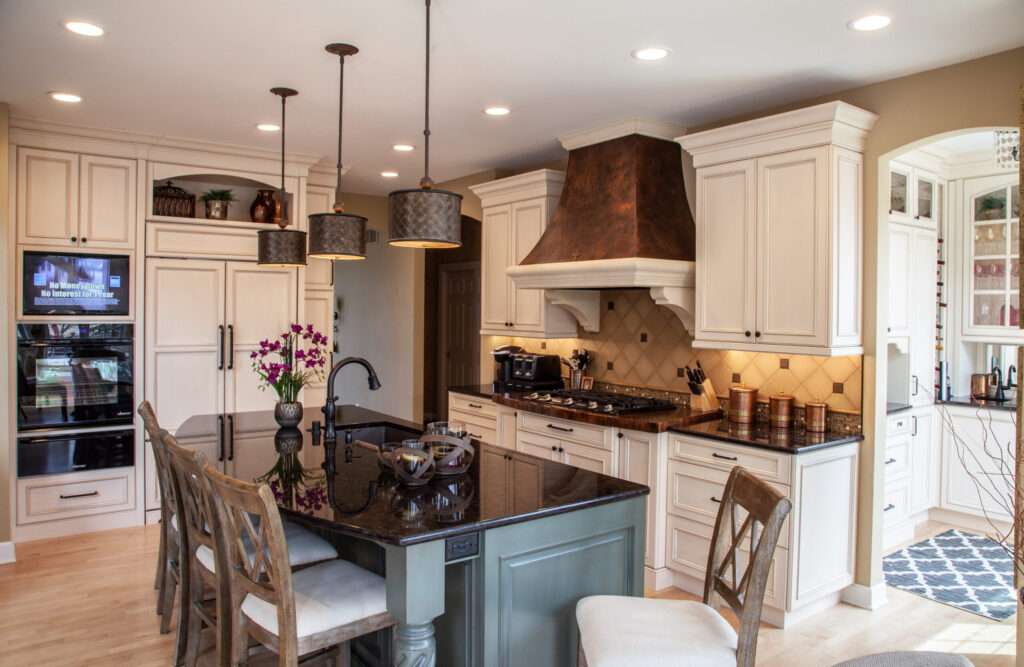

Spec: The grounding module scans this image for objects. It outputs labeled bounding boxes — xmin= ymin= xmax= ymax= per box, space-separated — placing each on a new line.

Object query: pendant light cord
xmin=334 ymin=54 xmax=346 ymax=211
xmin=279 ymin=94 xmax=288 ymax=229
xmin=421 ymin=0 xmax=432 ymax=189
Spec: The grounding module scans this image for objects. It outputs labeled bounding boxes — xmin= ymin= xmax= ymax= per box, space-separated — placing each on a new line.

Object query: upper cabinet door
xmin=755 ymin=147 xmax=829 ymax=347
xmin=888 ymin=224 xmax=913 ymax=338
xmin=914 ymin=169 xmax=938 ymax=228
xmin=224 ymin=263 xmax=299 ymax=414
xmin=509 ymin=199 xmax=546 ymax=331
xmin=17 ymin=148 xmax=79 ymax=247
xmin=481 ymin=204 xmax=513 ymax=332
xmin=145 ymin=258 xmax=226 ymax=433
xmin=694 ymin=160 xmax=757 ymax=345
xmin=79 ymin=155 xmax=137 ymax=250
xmin=304 ymin=185 xmax=335 ymax=289
xmin=888 ymin=163 xmax=913 ymax=224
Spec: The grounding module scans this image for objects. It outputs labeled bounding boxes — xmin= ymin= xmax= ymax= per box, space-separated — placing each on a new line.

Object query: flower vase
xmin=274 ymin=401 xmax=303 ymax=428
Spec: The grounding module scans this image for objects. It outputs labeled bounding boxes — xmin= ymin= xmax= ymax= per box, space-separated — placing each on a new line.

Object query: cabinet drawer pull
xmin=467 ymin=403 xmax=483 ymax=409
xmin=546 ymin=424 xmax=574 ymax=433
xmin=217 ymin=325 xmax=225 ymax=370
xmin=912 ymin=416 xmax=918 ymax=437
xmin=883 ymin=503 xmax=896 ymax=512
xmin=468 ymin=432 xmax=482 ymax=439
xmin=710 ymin=496 xmax=721 ymax=504
xmin=711 ymin=452 xmax=738 ymax=461
xmin=884 ymin=457 xmax=896 ymax=465
xmin=226 ymin=325 xmax=235 ymax=370
xmin=60 ymin=491 xmax=99 ymax=500
xmin=744 ymin=331 xmax=751 ymax=337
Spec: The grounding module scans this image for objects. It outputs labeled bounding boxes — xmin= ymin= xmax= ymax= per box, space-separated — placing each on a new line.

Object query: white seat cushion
xmin=241 ymin=559 xmax=387 ymax=639
xmin=193 ymin=520 xmax=337 ymax=574
xmin=577 ymin=596 xmax=738 ymax=667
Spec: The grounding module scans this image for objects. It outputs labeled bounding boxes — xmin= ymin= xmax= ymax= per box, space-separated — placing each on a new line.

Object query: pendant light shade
xmin=388 ymin=0 xmax=463 ymax=249
xmin=308 ymin=43 xmax=368 ymax=260
xmin=258 ymin=87 xmax=307 ymax=267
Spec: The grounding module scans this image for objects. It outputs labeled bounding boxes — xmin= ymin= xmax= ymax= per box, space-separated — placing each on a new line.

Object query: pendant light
xmin=258 ymin=87 xmax=307 ymax=266
xmin=388 ymin=0 xmax=463 ymax=249
xmin=308 ymin=43 xmax=367 ymax=260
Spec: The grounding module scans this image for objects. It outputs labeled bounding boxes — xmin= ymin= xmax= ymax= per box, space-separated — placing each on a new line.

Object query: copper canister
xmin=805 ymin=402 xmax=828 ymax=433
xmin=769 ymin=394 xmax=795 ymax=429
xmin=729 ymin=386 xmax=757 ymax=424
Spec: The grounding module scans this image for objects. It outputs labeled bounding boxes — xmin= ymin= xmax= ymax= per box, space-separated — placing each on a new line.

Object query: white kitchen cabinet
xmin=909 ymin=407 xmax=937 ymax=513
xmin=883 ymin=407 xmax=938 ymax=548
xmin=941 ymin=404 xmax=1015 ymax=523
xmin=17 ymin=147 xmax=137 ymax=250
xmin=889 ymin=160 xmax=939 ymax=230
xmin=888 ymin=224 xmax=913 ymax=338
xmin=680 ymin=102 xmax=875 ymax=356
xmin=908 ymin=227 xmax=938 ymax=405
xmin=617 ymin=429 xmax=666 ymax=573
xmin=470 ymin=170 xmax=577 ymax=338
xmin=302 ymin=288 xmax=335 ymax=407
xmin=145 ymin=257 xmax=298 ymax=433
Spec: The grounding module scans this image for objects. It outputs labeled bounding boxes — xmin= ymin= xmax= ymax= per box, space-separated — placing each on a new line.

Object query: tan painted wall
xmin=687 ymin=47 xmax=1024 ymax=589
xmin=0 ymin=103 xmax=10 ymax=544
xmin=332 ymin=192 xmax=425 ymax=423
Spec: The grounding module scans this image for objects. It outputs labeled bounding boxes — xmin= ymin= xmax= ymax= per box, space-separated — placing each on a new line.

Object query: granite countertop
xmin=448 ymin=384 xmax=500 ymax=400
xmin=887 ymin=402 xmax=913 ymax=415
xmin=174 ymin=404 xmax=423 ymax=440
xmin=939 ymin=396 xmax=1017 ymax=413
xmin=176 ymin=406 xmax=648 ymax=546
xmin=670 ymin=419 xmax=864 ymax=454
xmin=493 ymin=393 xmax=721 ymax=433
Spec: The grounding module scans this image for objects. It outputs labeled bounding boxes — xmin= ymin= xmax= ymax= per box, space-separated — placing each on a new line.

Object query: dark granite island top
xmin=174 ymin=405 xmax=648 ymax=667
xmin=670 ymin=418 xmax=864 ymax=454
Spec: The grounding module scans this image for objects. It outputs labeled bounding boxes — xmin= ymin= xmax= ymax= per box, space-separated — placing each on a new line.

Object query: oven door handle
xmin=217 ymin=325 xmax=225 ymax=370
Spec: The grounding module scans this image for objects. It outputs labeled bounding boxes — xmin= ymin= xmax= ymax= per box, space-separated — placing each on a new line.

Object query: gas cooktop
xmin=523 ymin=390 xmax=676 ymax=415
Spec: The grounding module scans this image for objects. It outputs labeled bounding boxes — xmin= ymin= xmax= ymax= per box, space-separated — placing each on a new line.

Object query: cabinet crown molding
xmin=559 ymin=118 xmax=687 ymax=151
xmin=677 ymin=101 xmax=878 ymax=168
xmin=469 ymin=169 xmax=565 ymax=206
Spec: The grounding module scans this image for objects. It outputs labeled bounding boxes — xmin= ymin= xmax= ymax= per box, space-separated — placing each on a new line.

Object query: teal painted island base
xmin=389 ymin=496 xmax=647 ymax=667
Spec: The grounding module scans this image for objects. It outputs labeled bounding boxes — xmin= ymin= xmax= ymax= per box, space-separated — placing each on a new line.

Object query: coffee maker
xmin=492 ymin=345 xmax=524 ymax=391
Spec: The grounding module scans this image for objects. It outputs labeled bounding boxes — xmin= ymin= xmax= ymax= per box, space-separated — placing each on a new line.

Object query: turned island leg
xmin=385 ymin=540 xmax=446 ymax=667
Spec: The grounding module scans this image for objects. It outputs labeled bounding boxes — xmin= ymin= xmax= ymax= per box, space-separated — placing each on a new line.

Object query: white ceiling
xmin=928 ymin=130 xmax=996 ymax=156
xmin=2 ymin=0 xmax=1023 ymax=195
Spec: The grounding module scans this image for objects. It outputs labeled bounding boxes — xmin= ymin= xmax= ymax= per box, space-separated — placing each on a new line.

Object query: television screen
xmin=22 ymin=252 xmax=130 ymax=316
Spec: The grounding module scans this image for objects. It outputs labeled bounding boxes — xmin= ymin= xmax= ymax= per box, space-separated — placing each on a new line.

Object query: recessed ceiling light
xmin=848 ymin=15 xmax=891 ymax=31
xmin=256 ymin=123 xmax=280 ymax=132
xmin=393 ymin=144 xmax=415 ymax=152
xmin=49 ymin=92 xmax=82 ymax=103
xmin=631 ymin=47 xmax=670 ymax=61
xmin=381 ymin=171 xmax=399 ymax=178
xmin=64 ymin=21 xmax=104 ymax=37
xmin=484 ymin=106 xmax=511 ymax=116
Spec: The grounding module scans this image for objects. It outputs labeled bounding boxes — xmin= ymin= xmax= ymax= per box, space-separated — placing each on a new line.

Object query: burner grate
xmin=525 ymin=389 xmax=675 ymax=415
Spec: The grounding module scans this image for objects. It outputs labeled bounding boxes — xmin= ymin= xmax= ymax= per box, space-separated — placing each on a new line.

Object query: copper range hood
xmin=507 ymin=123 xmax=696 ymax=333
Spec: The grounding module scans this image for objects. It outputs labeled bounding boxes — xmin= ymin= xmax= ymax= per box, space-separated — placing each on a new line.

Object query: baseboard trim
xmin=644 ymin=566 xmax=674 ymax=592
xmin=841 ymin=582 xmax=888 ymax=610
xmin=0 ymin=541 xmax=15 ymax=565
xmin=928 ymin=507 xmax=1012 ymax=535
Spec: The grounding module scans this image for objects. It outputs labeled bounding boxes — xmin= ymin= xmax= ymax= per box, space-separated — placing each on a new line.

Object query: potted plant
xmin=250 ymin=324 xmax=329 ymax=427
xmin=200 ymin=189 xmax=236 ymax=220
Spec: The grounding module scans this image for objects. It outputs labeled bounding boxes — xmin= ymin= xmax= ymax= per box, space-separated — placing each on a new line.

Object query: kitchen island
xmin=175 ymin=406 xmax=648 ymax=667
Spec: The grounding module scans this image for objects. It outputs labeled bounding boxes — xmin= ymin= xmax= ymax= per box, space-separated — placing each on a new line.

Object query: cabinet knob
xmin=754 ymin=331 xmax=762 ymax=338
xmin=70 ymin=236 xmax=77 ymax=242
xmin=617 ymin=432 xmax=623 ymax=439
xmin=558 ymin=447 xmax=564 ymax=453
xmin=744 ymin=331 xmax=751 ymax=337
xmin=80 ymin=237 xmax=87 ymax=243
xmin=550 ymin=445 xmax=557 ymax=451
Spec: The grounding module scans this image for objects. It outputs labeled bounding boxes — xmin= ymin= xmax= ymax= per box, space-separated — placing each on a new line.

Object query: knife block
xmin=691 ymin=379 xmax=721 ymax=413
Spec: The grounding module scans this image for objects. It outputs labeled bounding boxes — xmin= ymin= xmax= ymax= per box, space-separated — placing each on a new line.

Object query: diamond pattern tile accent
xmin=501 ymin=289 xmax=862 ymax=412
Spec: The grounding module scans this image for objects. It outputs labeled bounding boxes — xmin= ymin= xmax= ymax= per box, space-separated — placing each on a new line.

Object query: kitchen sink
xmin=338 ymin=423 xmax=422 ymax=446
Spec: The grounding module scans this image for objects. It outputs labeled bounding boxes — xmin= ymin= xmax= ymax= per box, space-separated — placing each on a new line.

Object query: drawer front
xmin=668 ymin=434 xmax=790 ymax=484
xmin=448 ymin=407 xmax=497 ymax=432
xmin=449 ymin=409 xmax=497 ymax=446
xmin=882 ymin=481 xmax=911 ymax=527
xmin=666 ymin=514 xmax=786 ymax=610
xmin=146 ymin=222 xmax=258 ymax=261
xmin=887 ymin=414 xmax=911 ymax=437
xmin=667 ymin=460 xmax=790 ymax=548
xmin=449 ymin=393 xmax=498 ymax=419
xmin=18 ymin=468 xmax=135 ymax=525
xmin=518 ymin=411 xmax=610 ymax=450
xmin=883 ymin=434 xmax=911 ymax=482
xmin=517 ymin=432 xmax=560 ymax=461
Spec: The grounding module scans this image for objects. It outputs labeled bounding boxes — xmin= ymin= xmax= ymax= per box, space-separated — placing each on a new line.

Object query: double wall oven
xmin=16 ymin=323 xmax=136 ymax=477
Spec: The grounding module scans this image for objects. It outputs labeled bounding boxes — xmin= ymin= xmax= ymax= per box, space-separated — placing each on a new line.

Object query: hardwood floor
xmin=0 ymin=522 xmax=1015 ymax=666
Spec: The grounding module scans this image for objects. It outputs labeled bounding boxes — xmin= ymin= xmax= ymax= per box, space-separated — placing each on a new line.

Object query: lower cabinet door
xmin=559 ymin=441 xmax=614 ymax=475
xmin=517 ymin=432 xmax=559 ymax=461
xmin=479 ymin=446 xmax=511 ymax=515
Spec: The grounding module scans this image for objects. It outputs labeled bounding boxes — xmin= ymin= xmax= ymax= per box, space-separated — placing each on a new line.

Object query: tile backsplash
xmin=490 ymin=289 xmax=862 ymax=413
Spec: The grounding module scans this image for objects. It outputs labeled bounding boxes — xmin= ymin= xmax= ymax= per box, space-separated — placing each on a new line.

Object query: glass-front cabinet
xmin=889 ymin=161 xmax=939 ymax=228
xmin=963 ymin=176 xmax=1021 ymax=342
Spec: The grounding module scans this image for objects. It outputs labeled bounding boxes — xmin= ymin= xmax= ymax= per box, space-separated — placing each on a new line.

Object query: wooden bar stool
xmin=137 ymin=401 xmax=172 ymax=605
xmin=576 ymin=466 xmax=792 ymax=667
xmin=203 ymin=463 xmax=396 ymax=666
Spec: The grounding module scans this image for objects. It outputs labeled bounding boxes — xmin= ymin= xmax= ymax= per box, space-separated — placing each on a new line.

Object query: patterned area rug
xmin=883 ymin=529 xmax=1017 ymax=621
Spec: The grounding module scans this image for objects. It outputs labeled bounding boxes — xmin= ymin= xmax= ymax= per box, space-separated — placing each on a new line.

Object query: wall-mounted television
xmin=22 ymin=251 xmax=130 ymax=316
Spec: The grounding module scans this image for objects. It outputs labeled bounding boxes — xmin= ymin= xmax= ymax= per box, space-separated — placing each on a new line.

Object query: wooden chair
xmin=203 ymin=463 xmax=396 ymax=666
xmin=576 ymin=466 xmax=792 ymax=667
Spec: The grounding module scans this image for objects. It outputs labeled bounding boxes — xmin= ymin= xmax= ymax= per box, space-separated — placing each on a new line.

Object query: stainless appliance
xmin=16 ymin=323 xmax=134 ymax=431
xmin=524 ymin=389 xmax=674 ymax=415
xmin=17 ymin=428 xmax=134 ymax=477
xmin=510 ymin=353 xmax=563 ymax=391
xmin=491 ymin=344 xmax=525 ymax=391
